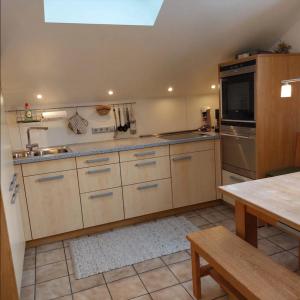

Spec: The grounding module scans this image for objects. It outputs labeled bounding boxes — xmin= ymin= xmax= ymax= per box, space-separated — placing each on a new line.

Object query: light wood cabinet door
xmin=170 ymin=141 xmax=214 ymax=155
xmin=123 ymin=178 xmax=172 ymax=218
xmin=76 ymin=152 xmax=119 ymax=169
xmin=171 ymin=150 xmax=216 ymax=208
xmin=24 ymin=170 xmax=83 ymax=239
xmin=77 ymin=164 xmax=121 ymax=193
xmin=14 ymin=165 xmax=32 ymax=241
xmin=81 ymin=187 xmax=124 ymax=228
xmin=121 ymin=156 xmax=170 ymax=185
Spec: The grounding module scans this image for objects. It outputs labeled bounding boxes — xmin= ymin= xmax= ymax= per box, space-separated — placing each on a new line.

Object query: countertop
xmin=13 ymin=132 xmax=219 ymax=165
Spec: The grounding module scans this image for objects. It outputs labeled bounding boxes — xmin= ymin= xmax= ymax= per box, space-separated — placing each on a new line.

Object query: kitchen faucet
xmin=26 ymin=127 xmax=48 ymax=151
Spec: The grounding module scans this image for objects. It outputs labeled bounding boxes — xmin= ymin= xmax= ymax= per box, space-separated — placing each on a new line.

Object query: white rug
xmin=69 ymin=216 xmax=197 ymax=279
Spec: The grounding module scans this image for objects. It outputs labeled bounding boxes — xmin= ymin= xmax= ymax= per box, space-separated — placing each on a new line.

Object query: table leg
xmin=191 ymin=245 xmax=201 ymax=300
xmin=235 ymin=201 xmax=258 ymax=247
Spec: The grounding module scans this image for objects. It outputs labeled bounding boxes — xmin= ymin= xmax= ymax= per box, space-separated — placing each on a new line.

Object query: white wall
xmin=7 ymin=94 xmax=219 ymax=150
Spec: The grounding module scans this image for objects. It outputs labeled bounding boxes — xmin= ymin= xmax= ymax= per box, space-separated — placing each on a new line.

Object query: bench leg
xmin=191 ymin=245 xmax=201 ymax=300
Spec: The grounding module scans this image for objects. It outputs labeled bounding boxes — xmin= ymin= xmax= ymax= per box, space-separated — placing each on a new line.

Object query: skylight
xmin=44 ymin=0 xmax=164 ymax=26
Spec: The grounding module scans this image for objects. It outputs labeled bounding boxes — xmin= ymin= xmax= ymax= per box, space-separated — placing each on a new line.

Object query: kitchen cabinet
xmin=24 ymin=169 xmax=83 ymax=239
xmin=81 ymin=187 xmax=124 ymax=227
xmin=171 ymin=149 xmax=216 ymax=208
xmin=123 ymin=178 xmax=172 ymax=218
xmin=14 ymin=165 xmax=32 ymax=241
xmin=77 ymin=163 xmax=121 ymax=193
xmin=121 ymin=156 xmax=170 ymax=185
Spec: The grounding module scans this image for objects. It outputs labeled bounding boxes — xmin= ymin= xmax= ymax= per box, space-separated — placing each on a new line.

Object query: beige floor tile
xmin=214 ymin=203 xmax=232 ymax=212
xmin=219 ymin=208 xmax=234 ymax=219
xmin=198 ymin=224 xmax=216 ymax=231
xmin=104 ymin=265 xmax=136 ymax=283
xmin=201 ymin=211 xmax=228 ymax=223
xmin=55 ymin=296 xmax=73 ymax=300
xmin=20 ymin=285 xmax=35 ymax=300
xmin=37 ymin=241 xmax=63 ymax=253
xmin=151 ymin=284 xmax=193 ymax=300
xmin=268 ymin=233 xmax=299 ymax=250
xmin=134 ymin=258 xmax=165 ymax=273
xmin=182 ymin=277 xmax=226 ymax=300
xmin=186 ymin=215 xmax=209 ymax=227
xmin=64 ymin=247 xmax=71 ymax=259
xmin=216 ymin=219 xmax=236 ymax=232
xmin=180 ymin=211 xmax=198 ymax=218
xmin=139 ymin=267 xmax=178 ymax=292
xmin=25 ymin=248 xmax=36 ymax=257
xmin=270 ymin=251 xmax=299 ymax=271
xmin=258 ymin=226 xmax=281 ymax=238
xmin=169 ymin=260 xmax=192 ymax=283
xmin=67 ymin=259 xmax=74 ymax=275
xmin=21 ymin=269 xmax=35 ymax=287
xmin=36 ymin=248 xmax=65 ymax=267
xmin=70 ymin=273 xmax=105 ymax=293
xmin=196 ymin=207 xmax=217 ymax=216
xmin=36 ymin=276 xmax=71 ymax=300
xmin=23 ymin=255 xmax=35 ymax=270
xmin=108 ymin=275 xmax=147 ymax=300
xmin=258 ymin=239 xmax=282 ymax=256
xmin=73 ymin=285 xmax=111 ymax=300
xmin=161 ymin=251 xmax=190 ymax=265
xmin=132 ymin=295 xmax=152 ymax=300
xmin=36 ymin=261 xmax=68 ymax=283
xmin=290 ymin=247 xmax=299 ymax=257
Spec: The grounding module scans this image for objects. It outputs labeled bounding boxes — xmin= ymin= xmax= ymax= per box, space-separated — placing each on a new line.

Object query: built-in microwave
xmin=220 ymin=60 xmax=256 ymax=125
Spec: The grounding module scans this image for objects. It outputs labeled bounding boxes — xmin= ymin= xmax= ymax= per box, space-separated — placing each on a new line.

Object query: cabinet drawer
xmin=78 ymin=164 xmax=121 ymax=193
xmin=120 ymin=146 xmax=169 ymax=162
xmin=76 ymin=152 xmax=119 ymax=169
xmin=123 ymin=179 xmax=172 ymax=218
xmin=22 ymin=158 xmax=76 ymax=176
xmin=81 ymin=187 xmax=124 ymax=228
xmin=121 ymin=156 xmax=170 ymax=185
xmin=170 ymin=141 xmax=214 ymax=155
xmin=24 ymin=170 xmax=82 ymax=239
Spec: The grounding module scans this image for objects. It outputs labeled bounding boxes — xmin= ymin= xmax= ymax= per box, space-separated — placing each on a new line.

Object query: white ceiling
xmin=2 ymin=0 xmax=300 ymax=108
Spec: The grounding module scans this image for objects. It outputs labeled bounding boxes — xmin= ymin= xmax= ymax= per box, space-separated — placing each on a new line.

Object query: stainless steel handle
xmin=36 ymin=175 xmax=64 ymax=182
xmin=89 ymin=192 xmax=113 ymax=199
xmin=172 ymin=155 xmax=192 ymax=162
xmin=86 ymin=168 xmax=111 ymax=174
xmin=11 ymin=184 xmax=20 ymax=204
xmin=276 ymin=222 xmax=300 ymax=239
xmin=134 ymin=151 xmax=156 ymax=157
xmin=220 ymin=133 xmax=254 ymax=140
xmin=137 ymin=183 xmax=159 ymax=190
xmin=85 ymin=157 xmax=110 ymax=164
xmin=135 ymin=161 xmax=156 ymax=167
xmin=9 ymin=173 xmax=17 ymax=192
xmin=229 ymin=175 xmax=245 ymax=183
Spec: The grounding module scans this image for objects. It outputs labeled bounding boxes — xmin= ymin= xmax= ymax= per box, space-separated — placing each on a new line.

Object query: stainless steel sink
xmin=13 ymin=146 xmax=71 ymax=159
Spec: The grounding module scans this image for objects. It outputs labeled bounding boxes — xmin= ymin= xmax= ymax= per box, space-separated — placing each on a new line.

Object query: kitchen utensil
xmin=129 ymin=104 xmax=137 ymax=135
xmin=96 ymin=105 xmax=111 ymax=116
xmin=126 ymin=106 xmax=131 ymax=128
xmin=68 ymin=111 xmax=88 ymax=134
xmin=117 ymin=107 xmax=122 ymax=131
xmin=113 ymin=107 xmax=118 ymax=137
xmin=122 ymin=106 xmax=128 ymax=132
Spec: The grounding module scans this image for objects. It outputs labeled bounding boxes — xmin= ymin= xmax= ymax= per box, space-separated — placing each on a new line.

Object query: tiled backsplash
xmin=7 ymin=94 xmax=219 ymax=150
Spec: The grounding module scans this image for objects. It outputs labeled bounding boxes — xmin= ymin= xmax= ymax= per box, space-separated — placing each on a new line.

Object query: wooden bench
xmin=187 ymin=226 xmax=300 ymax=300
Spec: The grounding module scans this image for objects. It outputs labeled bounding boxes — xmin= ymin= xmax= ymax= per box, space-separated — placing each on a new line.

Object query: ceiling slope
xmin=2 ymin=0 xmax=300 ymax=108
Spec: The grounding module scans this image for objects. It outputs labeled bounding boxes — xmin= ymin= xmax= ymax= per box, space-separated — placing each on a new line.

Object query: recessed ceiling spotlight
xmin=211 ymin=84 xmax=216 ymax=90
xmin=36 ymin=94 xmax=43 ymax=99
xmin=168 ymin=86 xmax=174 ymax=92
xmin=108 ymin=90 xmax=114 ymax=96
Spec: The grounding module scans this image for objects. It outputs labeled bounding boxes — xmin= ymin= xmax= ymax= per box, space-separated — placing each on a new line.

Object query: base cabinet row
xmin=20 ymin=141 xmax=219 ymax=240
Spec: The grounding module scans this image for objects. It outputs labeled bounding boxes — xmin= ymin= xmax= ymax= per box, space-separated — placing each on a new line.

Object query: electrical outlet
xmin=92 ymin=126 xmax=115 ymax=134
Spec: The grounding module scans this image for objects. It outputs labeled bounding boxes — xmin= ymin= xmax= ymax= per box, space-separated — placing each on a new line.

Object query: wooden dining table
xmin=219 ymin=172 xmax=300 ymax=263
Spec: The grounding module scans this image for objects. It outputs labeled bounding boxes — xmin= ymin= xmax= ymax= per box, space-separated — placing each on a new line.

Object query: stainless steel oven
xmin=221 ymin=125 xmax=256 ymax=179
xmin=220 ymin=60 xmax=256 ymax=124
